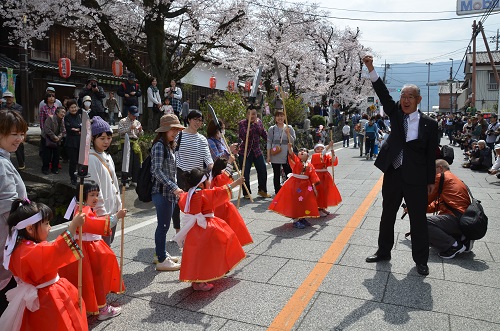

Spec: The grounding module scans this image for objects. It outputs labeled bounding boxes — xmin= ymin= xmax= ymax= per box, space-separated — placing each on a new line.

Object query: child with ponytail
xmin=269 ymin=143 xmax=321 ymax=229
xmin=0 ymin=199 xmax=87 ymax=331
xmin=211 ymin=156 xmax=253 ymax=246
xmin=173 ymin=168 xmax=246 ymax=291
xmin=59 ymin=182 xmax=127 ymax=320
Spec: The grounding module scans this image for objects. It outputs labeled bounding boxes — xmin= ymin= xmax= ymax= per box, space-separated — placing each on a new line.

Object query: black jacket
xmin=117 ymin=81 xmax=142 ymax=107
xmin=372 ymin=78 xmax=438 ymax=185
xmin=64 ymin=112 xmax=82 ymax=149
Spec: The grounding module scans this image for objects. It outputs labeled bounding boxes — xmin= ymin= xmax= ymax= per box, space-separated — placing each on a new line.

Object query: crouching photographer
xmin=426 ymin=160 xmax=474 ymax=259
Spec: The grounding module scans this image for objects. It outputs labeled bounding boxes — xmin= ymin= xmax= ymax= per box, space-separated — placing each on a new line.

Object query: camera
xmin=91 ymin=83 xmax=97 ymax=88
xmin=486 ymin=129 xmax=494 ymax=136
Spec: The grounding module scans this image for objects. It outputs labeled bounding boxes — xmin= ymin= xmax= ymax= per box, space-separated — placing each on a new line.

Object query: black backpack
xmin=440 ymin=145 xmax=454 ymax=165
xmin=438 ymin=174 xmax=488 ymax=240
xmin=135 ymin=143 xmax=166 ymax=202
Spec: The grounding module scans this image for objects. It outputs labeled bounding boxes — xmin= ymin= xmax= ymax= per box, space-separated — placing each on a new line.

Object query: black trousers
xmin=42 ymin=146 xmax=60 ymax=173
xmin=378 ymin=166 xmax=429 ymax=265
xmin=66 ymin=146 xmax=79 ymax=182
xmin=271 ymin=162 xmax=291 ymax=194
xmin=427 ymin=214 xmax=462 ymax=252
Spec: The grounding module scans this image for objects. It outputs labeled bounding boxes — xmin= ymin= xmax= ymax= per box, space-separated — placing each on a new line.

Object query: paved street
xmin=46 ymin=139 xmax=499 ymax=331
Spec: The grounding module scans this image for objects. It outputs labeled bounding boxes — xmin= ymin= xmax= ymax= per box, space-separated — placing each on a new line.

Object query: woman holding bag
xmin=266 ymin=109 xmax=295 ymax=194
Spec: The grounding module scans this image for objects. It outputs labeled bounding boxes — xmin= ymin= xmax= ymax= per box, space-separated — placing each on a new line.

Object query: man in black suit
xmin=362 ymin=55 xmax=438 ymax=276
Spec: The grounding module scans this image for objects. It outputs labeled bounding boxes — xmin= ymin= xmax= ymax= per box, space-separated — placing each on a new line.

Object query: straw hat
xmin=155 ymin=114 xmax=185 ymax=132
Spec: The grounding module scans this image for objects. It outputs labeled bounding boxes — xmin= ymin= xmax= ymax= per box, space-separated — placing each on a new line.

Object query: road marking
xmin=115 ymin=217 xmax=158 ymax=236
xmin=267 ymin=174 xmax=384 ymax=331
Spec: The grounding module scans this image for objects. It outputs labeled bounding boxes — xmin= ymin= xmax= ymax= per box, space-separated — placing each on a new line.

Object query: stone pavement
xmin=48 ymin=140 xmax=499 ymax=331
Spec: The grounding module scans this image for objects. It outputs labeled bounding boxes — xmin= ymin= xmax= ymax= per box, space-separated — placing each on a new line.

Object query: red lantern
xmin=244 ymin=81 xmax=251 ymax=92
xmin=112 ymin=59 xmax=123 ymax=77
xmin=58 ymin=57 xmax=71 ymax=79
xmin=227 ymin=80 xmax=235 ymax=91
xmin=209 ymin=76 xmax=217 ymax=89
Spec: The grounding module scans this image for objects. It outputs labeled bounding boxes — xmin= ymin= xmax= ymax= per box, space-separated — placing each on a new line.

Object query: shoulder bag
xmin=270 ymin=126 xmax=284 ymax=155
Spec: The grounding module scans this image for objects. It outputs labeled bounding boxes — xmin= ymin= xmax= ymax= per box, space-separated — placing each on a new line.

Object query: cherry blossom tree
xmin=215 ymin=0 xmax=372 ymax=112
xmin=0 ymin=0 xmax=248 ymax=88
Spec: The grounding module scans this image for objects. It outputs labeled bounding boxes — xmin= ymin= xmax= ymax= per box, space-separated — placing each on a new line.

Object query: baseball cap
xmin=46 ymin=87 xmax=56 ymax=92
xmin=2 ymin=91 xmax=14 ymax=98
xmin=127 ymin=72 xmax=136 ymax=80
xmin=129 ymin=106 xmax=139 ymax=117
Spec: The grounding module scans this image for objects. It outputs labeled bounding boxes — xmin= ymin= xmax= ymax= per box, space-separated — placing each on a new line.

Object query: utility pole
xmin=382 ymin=60 xmax=390 ymax=84
xmin=449 ymin=58 xmax=453 ymax=113
xmin=426 ymin=62 xmax=432 ymax=114
xmin=490 ymin=29 xmax=499 ymax=50
xmin=472 ymin=20 xmax=477 ymax=110
xmin=497 ymin=28 xmax=499 ymax=51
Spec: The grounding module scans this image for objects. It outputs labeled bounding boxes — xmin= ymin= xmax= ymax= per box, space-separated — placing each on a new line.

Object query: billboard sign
xmin=457 ymin=0 xmax=500 ymax=15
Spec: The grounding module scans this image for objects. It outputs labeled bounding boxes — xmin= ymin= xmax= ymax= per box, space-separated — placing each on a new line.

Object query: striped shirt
xmin=175 ymin=131 xmax=213 ymax=171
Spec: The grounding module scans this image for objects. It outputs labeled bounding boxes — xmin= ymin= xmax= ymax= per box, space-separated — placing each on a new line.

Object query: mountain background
xmin=375 ymin=60 xmax=461 ymax=113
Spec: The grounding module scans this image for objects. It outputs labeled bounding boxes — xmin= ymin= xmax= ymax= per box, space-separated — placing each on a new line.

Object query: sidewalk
xmin=54 ymin=140 xmax=499 ymax=331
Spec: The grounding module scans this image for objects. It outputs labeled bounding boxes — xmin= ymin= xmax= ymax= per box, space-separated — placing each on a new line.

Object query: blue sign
xmin=457 ymin=0 xmax=500 ymax=15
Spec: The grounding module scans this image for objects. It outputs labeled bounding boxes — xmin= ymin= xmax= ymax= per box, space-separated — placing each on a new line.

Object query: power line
xmin=363 ymin=39 xmax=471 ymax=44
xmin=250 ymin=2 xmax=500 ymax=23
xmin=271 ymin=0 xmax=458 ymax=14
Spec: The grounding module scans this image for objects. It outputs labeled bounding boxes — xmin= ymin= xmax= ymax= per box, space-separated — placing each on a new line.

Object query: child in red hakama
xmin=311 ymin=142 xmax=342 ymax=216
xmin=268 ymin=143 xmax=320 ymax=229
xmin=211 ymin=156 xmax=253 ymax=246
xmin=59 ymin=182 xmax=127 ymax=320
xmin=0 ymin=199 xmax=88 ymax=331
xmin=173 ymin=168 xmax=246 ymax=291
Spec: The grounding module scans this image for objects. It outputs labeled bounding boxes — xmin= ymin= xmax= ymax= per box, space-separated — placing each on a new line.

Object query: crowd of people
xmin=0 ymin=58 xmax=498 ymax=328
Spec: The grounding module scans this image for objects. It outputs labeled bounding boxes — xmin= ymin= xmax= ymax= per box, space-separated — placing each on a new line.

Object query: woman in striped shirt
xmin=172 ymin=110 xmax=213 ymax=234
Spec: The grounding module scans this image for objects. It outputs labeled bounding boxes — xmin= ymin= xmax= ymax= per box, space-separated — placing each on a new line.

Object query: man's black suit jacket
xmin=372 ymin=78 xmax=438 ymax=185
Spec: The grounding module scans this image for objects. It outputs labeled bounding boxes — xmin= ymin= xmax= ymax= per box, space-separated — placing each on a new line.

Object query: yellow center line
xmin=267 ymin=175 xmax=384 ymax=331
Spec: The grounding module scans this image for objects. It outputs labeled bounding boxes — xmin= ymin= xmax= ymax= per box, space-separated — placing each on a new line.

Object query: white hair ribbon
xmin=184 ymin=174 xmax=208 ymax=213
xmin=3 ymin=212 xmax=43 ymax=270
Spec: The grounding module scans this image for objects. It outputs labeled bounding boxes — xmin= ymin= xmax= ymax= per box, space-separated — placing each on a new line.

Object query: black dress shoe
xmin=416 ymin=264 xmax=429 ymax=276
xmin=365 ymin=253 xmax=391 ymax=263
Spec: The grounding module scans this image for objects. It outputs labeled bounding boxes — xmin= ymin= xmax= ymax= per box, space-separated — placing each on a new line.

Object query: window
xmin=488 ymin=72 xmax=498 ymax=90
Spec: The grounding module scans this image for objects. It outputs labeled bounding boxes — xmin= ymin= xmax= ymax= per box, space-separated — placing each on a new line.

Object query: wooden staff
xmin=119 ymin=186 xmax=125 ymax=292
xmin=119 ymin=134 xmax=130 ymax=293
xmin=77 ymin=182 xmax=84 ymax=312
xmin=330 ymin=128 xmax=335 ymax=180
xmin=279 ymin=86 xmax=292 ymax=142
xmin=237 ymin=112 xmax=252 ymax=208
xmin=220 ymin=133 xmax=253 ymax=202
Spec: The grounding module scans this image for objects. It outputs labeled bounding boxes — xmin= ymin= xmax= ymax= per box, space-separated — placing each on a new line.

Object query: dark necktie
xmin=393 ymin=114 xmax=409 ymax=168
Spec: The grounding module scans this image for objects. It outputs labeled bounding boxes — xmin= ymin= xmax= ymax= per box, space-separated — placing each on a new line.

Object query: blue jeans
xmin=352 ymin=130 xmax=359 ymax=147
xmin=152 ymin=193 xmax=175 ymax=263
xmin=239 ymin=152 xmax=268 ymax=194
xmin=109 ymin=111 xmax=116 ymax=125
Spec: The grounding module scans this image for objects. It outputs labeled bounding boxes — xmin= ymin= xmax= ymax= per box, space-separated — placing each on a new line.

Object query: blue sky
xmin=314 ymin=0 xmax=500 ymax=67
